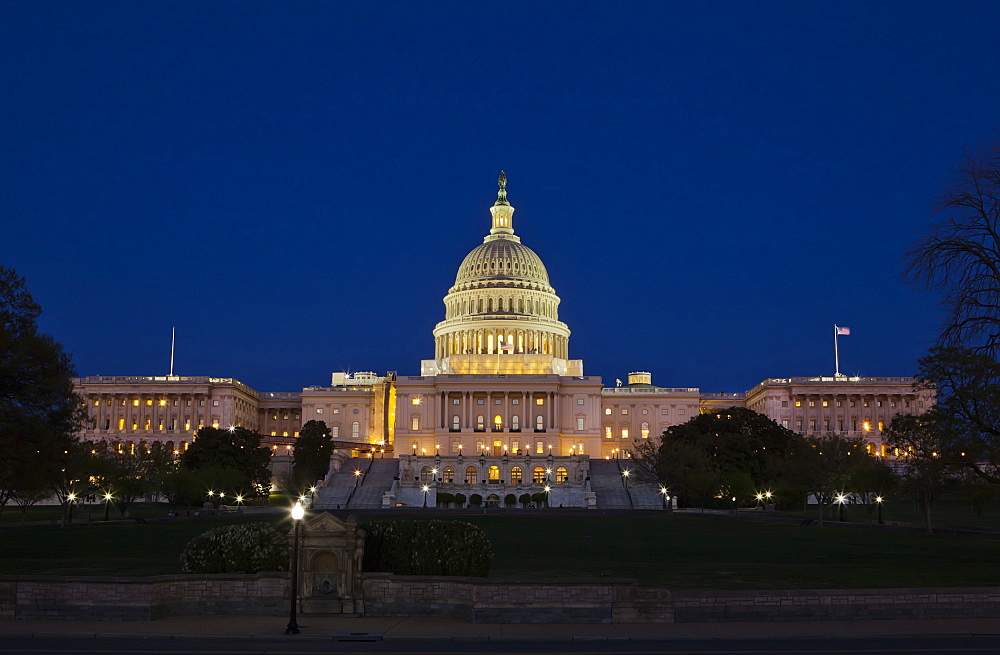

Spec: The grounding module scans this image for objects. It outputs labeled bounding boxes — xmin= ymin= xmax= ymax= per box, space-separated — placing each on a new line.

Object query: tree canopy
xmin=292 ymin=419 xmax=333 ymax=490
xmin=179 ymin=426 xmax=271 ymax=498
xmin=0 ymin=264 xmax=82 ymax=514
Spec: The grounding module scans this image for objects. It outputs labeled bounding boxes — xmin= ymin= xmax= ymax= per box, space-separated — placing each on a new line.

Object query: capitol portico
xmin=71 ymin=174 xmax=934 ymax=508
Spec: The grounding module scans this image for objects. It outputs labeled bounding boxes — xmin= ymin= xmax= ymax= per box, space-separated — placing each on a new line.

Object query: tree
xmin=179 ymin=427 xmax=271 ymax=499
xmin=92 ymin=442 xmax=175 ymax=518
xmin=0 ymin=264 xmax=82 ymax=514
xmin=292 ymin=420 xmax=333 ymax=490
xmin=848 ymin=454 xmax=898 ymax=522
xmin=787 ymin=435 xmax=869 ymax=527
xmin=914 ymin=346 xmax=1000 ymax=483
xmin=884 ymin=414 xmax=959 ymax=534
xmin=906 ymin=145 xmax=1000 ymax=351
xmin=644 ymin=407 xmax=806 ymax=507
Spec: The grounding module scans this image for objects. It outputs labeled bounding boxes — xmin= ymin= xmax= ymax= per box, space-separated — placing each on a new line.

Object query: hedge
xmin=454 ymin=493 xmax=467 ymax=507
xmin=469 ymin=493 xmax=483 ymax=506
xmin=180 ymin=522 xmax=288 ymax=574
xmin=362 ymin=520 xmax=493 ymax=577
xmin=518 ymin=493 xmax=531 ymax=506
xmin=504 ymin=493 xmax=517 ymax=507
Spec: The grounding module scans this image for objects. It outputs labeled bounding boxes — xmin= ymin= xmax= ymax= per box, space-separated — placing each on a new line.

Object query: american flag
xmin=499 ymin=339 xmax=514 ymax=353
xmin=835 ymin=325 xmax=851 ymax=336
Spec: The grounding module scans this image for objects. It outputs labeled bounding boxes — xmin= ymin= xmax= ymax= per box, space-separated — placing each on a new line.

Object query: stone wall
xmin=361 ymin=573 xmax=672 ymax=623
xmin=671 ymin=588 xmax=1000 ymax=622
xmin=0 ymin=573 xmax=287 ymax=621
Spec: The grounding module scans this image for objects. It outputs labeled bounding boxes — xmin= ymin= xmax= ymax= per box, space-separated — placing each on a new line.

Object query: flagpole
xmin=169 ymin=326 xmax=175 ymax=377
xmin=833 ymin=324 xmax=840 ymax=377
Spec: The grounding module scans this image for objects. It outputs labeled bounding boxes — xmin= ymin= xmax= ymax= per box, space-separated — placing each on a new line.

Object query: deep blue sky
xmin=3 ymin=2 xmax=1000 ymax=393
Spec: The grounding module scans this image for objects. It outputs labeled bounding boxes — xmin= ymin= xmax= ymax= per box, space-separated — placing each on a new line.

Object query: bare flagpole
xmin=169 ymin=326 xmax=176 ymax=377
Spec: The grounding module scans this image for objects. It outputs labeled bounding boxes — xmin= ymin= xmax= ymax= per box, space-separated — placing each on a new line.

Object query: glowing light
xmin=235 ymin=495 xmax=244 ymax=503
xmin=421 ymin=485 xmax=430 ymax=492
xmin=103 ymin=492 xmax=113 ymax=501
xmin=875 ymin=496 xmax=884 ymax=503
xmin=544 ymin=485 xmax=551 ymax=492
xmin=431 ymin=468 xmax=438 ymax=475
xmin=67 ymin=493 xmax=77 ymax=502
xmin=291 ymin=502 xmax=304 ymax=520
xmin=309 ymin=487 xmax=316 ymax=493
xmin=622 ymin=470 xmax=630 ymax=477
xmin=298 ymin=495 xmax=307 ymax=503
xmin=835 ymin=494 xmax=846 ymax=504
xmin=354 ymin=470 xmax=361 ymax=477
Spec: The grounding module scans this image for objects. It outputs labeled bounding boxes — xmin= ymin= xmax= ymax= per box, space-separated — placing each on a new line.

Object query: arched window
xmin=476 ymin=415 xmax=485 ymax=431
xmin=452 ymin=415 xmax=460 ymax=431
xmin=351 ymin=421 xmax=360 ymax=439
xmin=443 ymin=466 xmax=455 ymax=482
xmin=510 ymin=466 xmax=522 ymax=483
xmin=535 ymin=415 xmax=544 ymax=431
xmin=493 ymin=415 xmax=502 ymax=431
xmin=420 ymin=466 xmax=434 ymax=483
xmin=488 ymin=465 xmax=500 ymax=481
xmin=511 ymin=415 xmax=520 ymax=431
xmin=533 ymin=466 xmax=547 ymax=483
xmin=465 ymin=466 xmax=478 ymax=484
xmin=641 ymin=422 xmax=650 ymax=439
xmin=556 ymin=466 xmax=568 ymax=483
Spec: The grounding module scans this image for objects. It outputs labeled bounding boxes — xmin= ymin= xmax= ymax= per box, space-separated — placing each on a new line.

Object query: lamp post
xmin=544 ymin=484 xmax=551 ymax=507
xmin=353 ymin=469 xmax=361 ymax=488
xmin=235 ymin=495 xmax=244 ymax=514
xmin=285 ymin=502 xmax=304 ymax=635
xmin=835 ymin=493 xmax=846 ymax=522
xmin=422 ymin=484 xmax=430 ymax=508
xmin=764 ymin=490 xmax=773 ymax=510
xmin=875 ymin=495 xmax=884 ymax=524
xmin=660 ymin=486 xmax=668 ymax=510
xmin=67 ymin=492 xmax=77 ymax=523
xmin=621 ymin=469 xmax=630 ymax=491
xmin=755 ymin=492 xmax=763 ymax=510
xmin=103 ymin=492 xmax=113 ymax=521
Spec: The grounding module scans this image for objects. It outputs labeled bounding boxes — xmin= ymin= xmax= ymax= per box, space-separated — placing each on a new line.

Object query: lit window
xmin=535 ymin=398 xmax=544 ymax=405
xmin=533 ymin=466 xmax=546 ymax=482
xmin=213 ymin=400 xmax=219 ymax=407
xmin=678 ymin=408 xmax=686 ymax=415
xmin=577 ymin=417 xmax=585 ymax=430
xmin=605 ymin=426 xmax=612 ymax=438
xmin=808 ymin=400 xmax=815 ymax=407
xmin=133 ymin=399 xmax=139 ymax=406
xmin=621 ymin=428 xmax=629 ymax=439
xmin=536 ymin=440 xmax=543 ymax=453
xmin=510 ymin=466 xmax=522 ymax=483
xmin=822 ymin=401 xmax=828 ymax=407
xmin=662 ymin=409 xmax=668 ymax=415
xmin=605 ymin=408 xmax=612 ymax=415
xmin=351 ymin=421 xmax=360 ymax=439
xmin=556 ymin=466 xmax=568 ymax=483
xmin=641 ymin=422 xmax=649 ymax=439
xmin=488 ymin=466 xmax=500 ymax=481
xmin=465 ymin=466 xmax=478 ymax=484
xmin=877 ymin=420 xmax=884 ymax=431
xmin=782 ymin=419 xmax=789 ymax=428
xmin=795 ymin=401 xmax=801 ymax=407
xmin=411 ymin=398 xmax=421 ymax=405
xmin=316 ymin=408 xmax=324 ymax=414
xmin=411 ymin=416 xmax=420 ymax=430
xmin=621 ymin=408 xmax=628 ymax=415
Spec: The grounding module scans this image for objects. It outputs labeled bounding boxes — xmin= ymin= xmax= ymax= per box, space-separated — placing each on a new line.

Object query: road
xmin=3 ymin=635 xmax=1000 ymax=654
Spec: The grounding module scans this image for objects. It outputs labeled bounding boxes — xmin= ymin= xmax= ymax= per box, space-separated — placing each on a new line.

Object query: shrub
xmin=518 ymin=493 xmax=531 ymax=507
xmin=363 ymin=520 xmax=492 ymax=577
xmin=469 ymin=493 xmax=483 ymax=506
xmin=453 ymin=493 xmax=467 ymax=507
xmin=531 ymin=492 xmax=548 ymax=506
xmin=436 ymin=492 xmax=455 ymax=506
xmin=180 ymin=522 xmax=288 ymax=573
xmin=504 ymin=493 xmax=517 ymax=507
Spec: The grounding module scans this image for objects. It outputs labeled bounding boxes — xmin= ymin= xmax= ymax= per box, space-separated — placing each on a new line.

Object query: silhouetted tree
xmin=884 ymin=414 xmax=959 ymax=534
xmin=179 ymin=427 xmax=271 ymax=498
xmin=0 ymin=264 xmax=82 ymax=515
xmin=292 ymin=420 xmax=333 ymax=490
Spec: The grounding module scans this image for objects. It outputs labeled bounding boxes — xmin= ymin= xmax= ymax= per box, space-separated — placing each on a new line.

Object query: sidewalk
xmin=2 ymin=614 xmax=1000 ymax=641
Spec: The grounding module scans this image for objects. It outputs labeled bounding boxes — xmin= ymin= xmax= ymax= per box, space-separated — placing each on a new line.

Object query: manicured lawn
xmin=783 ymin=497 xmax=1000 ymax=532
xmin=2 ymin=511 xmax=999 ymax=589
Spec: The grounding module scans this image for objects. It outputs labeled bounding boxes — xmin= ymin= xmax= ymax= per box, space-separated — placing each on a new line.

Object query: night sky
xmin=3 ymin=2 xmax=1000 ymax=394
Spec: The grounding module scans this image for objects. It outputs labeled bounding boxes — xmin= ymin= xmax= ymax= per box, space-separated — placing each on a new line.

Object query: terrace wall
xmin=2 ymin=574 xmax=999 ymax=623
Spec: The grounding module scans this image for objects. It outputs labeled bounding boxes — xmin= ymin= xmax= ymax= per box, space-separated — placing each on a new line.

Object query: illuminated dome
xmin=429 ymin=173 xmax=572 ymax=368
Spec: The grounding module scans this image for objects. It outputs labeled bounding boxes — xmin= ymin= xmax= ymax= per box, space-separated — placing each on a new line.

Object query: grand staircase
xmin=314 ymin=457 xmax=398 ymax=510
xmin=588 ymin=459 xmax=665 ymax=509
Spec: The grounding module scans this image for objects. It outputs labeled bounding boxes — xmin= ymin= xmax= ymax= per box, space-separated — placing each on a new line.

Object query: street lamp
xmin=422 ymin=484 xmax=430 ymax=508
xmin=835 ymin=493 xmax=846 ymax=522
xmin=353 ymin=469 xmax=361 ymax=488
xmin=235 ymin=495 xmax=244 ymax=513
xmin=621 ymin=469 xmax=630 ymax=490
xmin=285 ymin=502 xmax=304 ymax=635
xmin=544 ymin=485 xmax=551 ymax=507
xmin=67 ymin=492 xmax=77 ymax=522
xmin=755 ymin=492 xmax=764 ymax=510
xmin=103 ymin=491 xmax=114 ymax=521
xmin=660 ymin=486 xmax=669 ymax=510
xmin=875 ymin=495 xmax=884 ymax=524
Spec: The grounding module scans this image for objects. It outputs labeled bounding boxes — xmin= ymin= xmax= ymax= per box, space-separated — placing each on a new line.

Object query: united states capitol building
xmin=72 ymin=175 xmax=932 ymax=508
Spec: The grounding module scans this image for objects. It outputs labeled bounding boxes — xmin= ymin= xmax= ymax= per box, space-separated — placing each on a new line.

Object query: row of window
xmin=786 ymin=399 xmax=923 ymax=409
xmin=420 ymin=465 xmax=570 ymax=484
xmin=782 ymin=418 xmax=885 ymax=432
xmin=603 ymin=423 xmax=652 ymax=439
